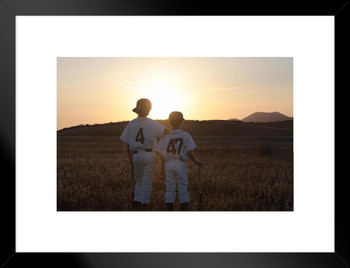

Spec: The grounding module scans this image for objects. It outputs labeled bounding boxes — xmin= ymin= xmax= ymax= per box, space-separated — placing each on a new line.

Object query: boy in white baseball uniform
xmin=156 ymin=111 xmax=202 ymax=211
xmin=120 ymin=98 xmax=169 ymax=210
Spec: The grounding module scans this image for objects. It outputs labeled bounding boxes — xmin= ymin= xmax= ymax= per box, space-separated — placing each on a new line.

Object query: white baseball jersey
xmin=156 ymin=130 xmax=196 ymax=162
xmin=120 ymin=117 xmax=165 ymax=151
xmin=120 ymin=117 xmax=165 ymax=204
xmin=157 ymin=129 xmax=196 ymax=204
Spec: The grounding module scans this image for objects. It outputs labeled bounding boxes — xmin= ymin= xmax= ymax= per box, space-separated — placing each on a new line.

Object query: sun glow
xmin=143 ymin=78 xmax=185 ymax=120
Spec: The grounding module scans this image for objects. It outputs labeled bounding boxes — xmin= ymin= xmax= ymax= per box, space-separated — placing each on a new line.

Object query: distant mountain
xmin=227 ymin=118 xmax=241 ymax=121
xmin=241 ymin=112 xmax=292 ymax=123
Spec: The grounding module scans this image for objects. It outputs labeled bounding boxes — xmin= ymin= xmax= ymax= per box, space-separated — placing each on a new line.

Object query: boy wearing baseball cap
xmin=120 ymin=98 xmax=169 ymax=210
xmin=156 ymin=111 xmax=202 ymax=211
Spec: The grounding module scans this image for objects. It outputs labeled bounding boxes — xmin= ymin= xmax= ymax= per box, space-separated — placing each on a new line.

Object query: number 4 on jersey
xmin=135 ymin=127 xmax=145 ymax=144
xmin=166 ymin=138 xmax=183 ymax=155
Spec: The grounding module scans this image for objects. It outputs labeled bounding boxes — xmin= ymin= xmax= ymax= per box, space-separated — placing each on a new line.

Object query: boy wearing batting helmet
xmin=156 ymin=111 xmax=202 ymax=211
xmin=120 ymin=98 xmax=169 ymax=210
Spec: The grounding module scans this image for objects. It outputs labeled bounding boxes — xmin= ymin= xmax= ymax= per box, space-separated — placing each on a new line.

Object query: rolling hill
xmin=241 ymin=112 xmax=292 ymax=123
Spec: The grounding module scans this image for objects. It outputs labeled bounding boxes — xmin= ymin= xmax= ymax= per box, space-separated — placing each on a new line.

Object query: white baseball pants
xmin=133 ymin=151 xmax=156 ymax=204
xmin=164 ymin=160 xmax=189 ymax=203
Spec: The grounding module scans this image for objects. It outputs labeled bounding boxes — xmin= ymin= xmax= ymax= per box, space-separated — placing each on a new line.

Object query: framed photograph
xmin=1 ymin=0 xmax=345 ymax=267
xmin=57 ymin=56 xmax=294 ymax=212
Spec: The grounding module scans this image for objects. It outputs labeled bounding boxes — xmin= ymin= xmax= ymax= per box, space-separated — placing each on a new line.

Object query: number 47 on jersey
xmin=167 ymin=138 xmax=183 ymax=155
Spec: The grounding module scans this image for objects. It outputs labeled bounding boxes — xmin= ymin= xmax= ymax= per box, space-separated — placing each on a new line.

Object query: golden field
xmin=57 ymin=120 xmax=293 ymax=211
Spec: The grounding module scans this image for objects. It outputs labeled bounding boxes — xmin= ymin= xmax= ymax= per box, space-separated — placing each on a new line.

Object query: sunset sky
xmin=57 ymin=57 xmax=293 ymax=130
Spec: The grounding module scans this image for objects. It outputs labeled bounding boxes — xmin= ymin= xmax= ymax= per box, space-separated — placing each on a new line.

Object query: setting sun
xmin=144 ymin=79 xmax=185 ymax=119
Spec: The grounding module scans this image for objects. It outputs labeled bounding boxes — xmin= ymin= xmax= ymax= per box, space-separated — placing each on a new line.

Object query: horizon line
xmin=57 ymin=116 xmax=293 ymax=132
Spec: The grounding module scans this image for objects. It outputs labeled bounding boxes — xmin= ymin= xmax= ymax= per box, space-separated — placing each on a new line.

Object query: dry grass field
xmin=57 ymin=122 xmax=293 ymax=211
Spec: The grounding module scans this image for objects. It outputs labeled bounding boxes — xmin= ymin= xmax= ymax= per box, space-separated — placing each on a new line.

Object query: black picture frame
xmin=0 ymin=1 xmax=346 ymax=267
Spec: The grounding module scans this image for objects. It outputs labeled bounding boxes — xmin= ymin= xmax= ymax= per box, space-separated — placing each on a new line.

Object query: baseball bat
xmin=198 ymin=145 xmax=203 ymax=210
xmin=130 ymin=168 xmax=135 ymax=210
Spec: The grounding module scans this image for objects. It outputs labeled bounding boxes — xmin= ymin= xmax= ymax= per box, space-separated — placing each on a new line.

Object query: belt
xmin=133 ymin=148 xmax=153 ymax=154
xmin=165 ymin=158 xmax=184 ymax=162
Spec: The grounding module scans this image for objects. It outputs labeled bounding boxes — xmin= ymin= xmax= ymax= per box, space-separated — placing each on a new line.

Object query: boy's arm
xmin=186 ymin=150 xmax=202 ymax=167
xmin=154 ymin=121 xmax=169 ymax=137
xmin=163 ymin=127 xmax=169 ymax=135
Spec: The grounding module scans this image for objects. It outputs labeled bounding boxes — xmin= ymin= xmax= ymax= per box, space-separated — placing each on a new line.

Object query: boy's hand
xmin=163 ymin=128 xmax=169 ymax=135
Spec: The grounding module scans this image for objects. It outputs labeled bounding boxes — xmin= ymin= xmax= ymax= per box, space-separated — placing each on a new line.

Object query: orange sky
xmin=57 ymin=57 xmax=293 ymax=130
